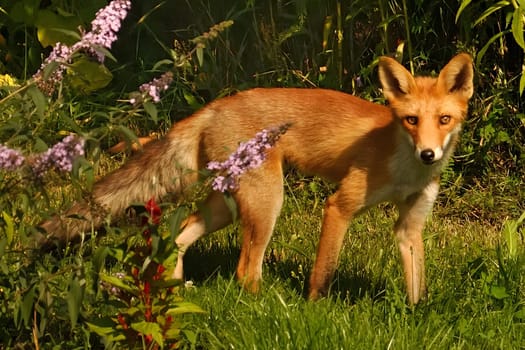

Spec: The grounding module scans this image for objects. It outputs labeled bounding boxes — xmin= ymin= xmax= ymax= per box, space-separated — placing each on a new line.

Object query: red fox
xmin=38 ymin=54 xmax=474 ymax=305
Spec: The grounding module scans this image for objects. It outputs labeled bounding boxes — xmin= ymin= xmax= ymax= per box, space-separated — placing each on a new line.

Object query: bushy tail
xmin=37 ymin=118 xmax=204 ymax=246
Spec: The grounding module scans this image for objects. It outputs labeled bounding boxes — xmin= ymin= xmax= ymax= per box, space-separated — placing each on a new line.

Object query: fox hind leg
xmin=172 ymin=191 xmax=233 ymax=280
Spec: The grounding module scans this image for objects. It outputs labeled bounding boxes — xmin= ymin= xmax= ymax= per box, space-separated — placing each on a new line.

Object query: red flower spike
xmin=117 ymin=313 xmax=129 ymax=330
xmin=145 ymin=198 xmax=162 ymax=225
xmin=144 ymin=281 xmax=151 ymax=295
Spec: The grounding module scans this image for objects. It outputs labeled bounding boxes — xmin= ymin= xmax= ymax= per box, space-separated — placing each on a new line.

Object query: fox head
xmin=378 ymin=54 xmax=474 ymax=165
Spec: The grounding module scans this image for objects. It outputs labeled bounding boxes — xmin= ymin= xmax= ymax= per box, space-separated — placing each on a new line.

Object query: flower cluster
xmin=131 ymin=71 xmax=174 ymax=104
xmin=0 ymin=135 xmax=85 ymax=177
xmin=75 ymin=0 xmax=131 ymax=62
xmin=33 ymin=0 xmax=131 ymax=94
xmin=207 ymin=124 xmax=290 ymax=192
xmin=0 ymin=145 xmax=25 ymax=171
xmin=32 ymin=135 xmax=86 ymax=176
xmin=34 ymin=42 xmax=73 ymax=95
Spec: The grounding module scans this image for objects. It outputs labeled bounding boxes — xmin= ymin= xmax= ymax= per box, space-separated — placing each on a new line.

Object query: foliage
xmin=87 ymin=199 xmax=205 ymax=349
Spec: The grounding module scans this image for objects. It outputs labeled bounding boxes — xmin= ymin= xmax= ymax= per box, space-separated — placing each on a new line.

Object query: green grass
xmin=173 ymin=177 xmax=525 ymax=349
xmin=2 ymin=168 xmax=523 ymax=349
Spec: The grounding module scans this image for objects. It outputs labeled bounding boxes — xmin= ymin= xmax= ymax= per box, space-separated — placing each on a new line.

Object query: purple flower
xmin=33 ymin=0 xmax=131 ymax=94
xmin=32 ymin=135 xmax=86 ymax=176
xmin=0 ymin=145 xmax=25 ymax=171
xmin=135 ymin=71 xmax=174 ymax=104
xmin=73 ymin=0 xmax=132 ymax=62
xmin=207 ymin=124 xmax=290 ymax=192
xmin=34 ymin=42 xmax=73 ymax=95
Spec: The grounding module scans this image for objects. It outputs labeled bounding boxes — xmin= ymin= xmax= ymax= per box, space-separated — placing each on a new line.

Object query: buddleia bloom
xmin=0 ymin=145 xmax=25 ymax=171
xmin=207 ymin=124 xmax=290 ymax=192
xmin=33 ymin=0 xmax=132 ymax=94
xmin=31 ymin=135 xmax=86 ymax=176
xmin=130 ymin=71 xmax=174 ymax=105
xmin=73 ymin=0 xmax=132 ymax=62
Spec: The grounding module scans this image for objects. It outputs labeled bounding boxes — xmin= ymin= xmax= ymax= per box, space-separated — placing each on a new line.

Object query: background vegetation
xmin=0 ymin=0 xmax=523 ymax=348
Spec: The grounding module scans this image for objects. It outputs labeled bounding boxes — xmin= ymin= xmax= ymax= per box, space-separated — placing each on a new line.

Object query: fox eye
xmin=440 ymin=115 xmax=451 ymax=125
xmin=405 ymin=116 xmax=418 ymax=125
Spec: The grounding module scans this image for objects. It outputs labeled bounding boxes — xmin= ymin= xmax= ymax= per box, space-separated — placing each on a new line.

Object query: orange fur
xmin=38 ymin=54 xmax=474 ymax=305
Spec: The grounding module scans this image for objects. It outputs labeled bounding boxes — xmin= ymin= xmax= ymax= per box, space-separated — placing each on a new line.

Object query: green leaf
xmin=10 ymin=0 xmax=40 ymax=24
xmin=196 ymin=47 xmax=204 ymax=66
xmin=86 ymin=317 xmax=126 ymax=342
xmin=143 ymin=101 xmax=158 ymax=122
xmin=26 ymin=85 xmax=47 ymax=118
xmin=93 ymin=246 xmax=110 ymax=274
xmin=490 ymin=285 xmax=510 ymax=300
xmin=68 ymin=57 xmax=113 ymax=93
xmin=473 ymin=1 xmax=511 ymax=27
xmin=503 ymin=220 xmax=518 ymax=258
xmin=455 ymin=0 xmax=472 ymax=23
xmin=114 ymin=125 xmax=139 ymax=148
xmin=168 ymin=206 xmax=189 ymax=241
xmin=35 ymin=9 xmax=81 ymax=47
xmin=166 ymin=302 xmax=206 ymax=315
xmin=67 ymin=278 xmax=83 ymax=327
xmin=2 ymin=211 xmax=14 ymax=246
xmin=183 ymin=90 xmax=203 ymax=110
xmin=150 ymin=278 xmax=184 ymax=289
xmin=21 ymin=286 xmax=36 ymax=328
xmin=131 ymin=321 xmax=163 ymax=346
xmin=0 ymin=237 xmax=6 ymax=258
xmin=99 ymin=273 xmax=139 ymax=296
xmin=511 ymin=8 xmax=525 ymax=49
xmin=475 ymin=30 xmax=510 ymax=66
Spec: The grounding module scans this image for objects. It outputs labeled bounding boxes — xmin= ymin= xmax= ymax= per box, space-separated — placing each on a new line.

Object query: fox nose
xmin=420 ymin=149 xmax=435 ymax=164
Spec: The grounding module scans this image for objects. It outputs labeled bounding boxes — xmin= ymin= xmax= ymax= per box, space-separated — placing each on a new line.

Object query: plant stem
xmin=401 ymin=0 xmax=414 ymax=74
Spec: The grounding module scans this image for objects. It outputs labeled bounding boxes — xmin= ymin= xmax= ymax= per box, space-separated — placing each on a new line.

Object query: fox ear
xmin=378 ymin=56 xmax=416 ymax=101
xmin=437 ymin=53 xmax=474 ymax=100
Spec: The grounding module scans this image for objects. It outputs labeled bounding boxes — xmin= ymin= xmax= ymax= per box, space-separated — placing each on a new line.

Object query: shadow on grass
xmin=183 ymin=242 xmax=387 ymax=303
